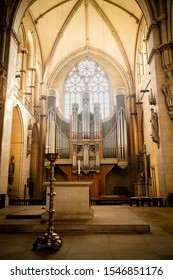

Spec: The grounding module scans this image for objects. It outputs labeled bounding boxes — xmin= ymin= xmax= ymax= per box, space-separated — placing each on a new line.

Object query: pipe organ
xmin=71 ymin=92 xmax=101 ymax=174
xmin=45 ymin=87 xmax=128 ymax=175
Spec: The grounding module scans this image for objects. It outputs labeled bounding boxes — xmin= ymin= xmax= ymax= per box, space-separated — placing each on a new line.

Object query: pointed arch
xmin=45 ymin=0 xmax=133 ymax=85
xmin=8 ymin=105 xmax=24 ymax=199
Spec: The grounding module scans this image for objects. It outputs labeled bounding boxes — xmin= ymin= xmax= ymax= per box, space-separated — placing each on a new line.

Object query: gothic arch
xmin=8 ymin=105 xmax=24 ymax=199
xmin=48 ymin=48 xmax=130 ymax=92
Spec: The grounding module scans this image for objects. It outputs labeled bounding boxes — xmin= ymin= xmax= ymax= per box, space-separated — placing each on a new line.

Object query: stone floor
xmin=0 ymin=205 xmax=173 ymax=260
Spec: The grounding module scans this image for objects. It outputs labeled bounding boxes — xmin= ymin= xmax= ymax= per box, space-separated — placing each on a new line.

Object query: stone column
xmin=161 ymin=71 xmax=173 ymax=120
xmin=0 ymin=68 xmax=6 ymax=110
xmin=20 ymin=49 xmax=27 ymax=95
xmin=0 ymin=1 xmax=19 ymax=202
xmin=30 ymin=68 xmax=36 ymax=104
xmin=0 ymin=33 xmax=19 ymax=199
xmin=147 ymin=19 xmax=173 ymax=197
xmin=158 ymin=14 xmax=172 ymax=69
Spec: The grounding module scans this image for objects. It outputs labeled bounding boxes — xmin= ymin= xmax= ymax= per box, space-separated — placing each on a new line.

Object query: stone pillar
xmin=20 ymin=49 xmax=27 ymax=95
xmin=158 ymin=14 xmax=172 ymax=70
xmin=0 ymin=68 xmax=6 ymax=110
xmin=161 ymin=71 xmax=173 ymax=120
xmin=34 ymin=67 xmax=41 ymax=108
xmin=0 ymin=23 xmax=7 ymax=70
xmin=147 ymin=19 xmax=173 ymax=197
xmin=0 ymin=1 xmax=19 ymax=203
xmin=30 ymin=68 xmax=36 ymax=104
xmin=0 ymin=33 xmax=18 ymax=199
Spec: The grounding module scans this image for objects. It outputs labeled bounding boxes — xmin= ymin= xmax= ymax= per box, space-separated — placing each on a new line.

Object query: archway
xmin=8 ymin=106 xmax=24 ymax=199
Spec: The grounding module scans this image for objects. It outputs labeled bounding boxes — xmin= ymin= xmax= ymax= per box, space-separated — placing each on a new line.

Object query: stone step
xmin=0 ymin=221 xmax=150 ymax=234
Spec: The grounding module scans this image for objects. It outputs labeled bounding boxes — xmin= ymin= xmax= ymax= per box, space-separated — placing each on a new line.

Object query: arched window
xmin=64 ymin=58 xmax=110 ymax=118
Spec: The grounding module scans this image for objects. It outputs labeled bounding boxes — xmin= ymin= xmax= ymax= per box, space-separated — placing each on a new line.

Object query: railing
xmin=129 ymin=197 xmax=164 ymax=207
xmin=14 ymin=86 xmax=40 ymax=122
xmin=91 ymin=198 xmax=130 ymax=205
xmin=9 ymin=199 xmax=46 ymax=206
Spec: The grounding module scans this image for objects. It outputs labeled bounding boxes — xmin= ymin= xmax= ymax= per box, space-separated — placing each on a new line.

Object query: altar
xmin=43 ymin=181 xmax=93 ymax=220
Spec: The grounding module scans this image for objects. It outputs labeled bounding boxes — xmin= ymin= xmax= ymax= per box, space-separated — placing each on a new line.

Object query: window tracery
xmin=64 ymin=58 xmax=110 ymax=118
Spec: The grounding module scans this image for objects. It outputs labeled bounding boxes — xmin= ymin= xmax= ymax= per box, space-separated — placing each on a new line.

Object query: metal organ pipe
xmin=83 ymin=144 xmax=89 ymax=172
xmin=115 ymin=87 xmax=127 ymax=160
xmin=94 ymin=103 xmax=100 ymax=139
xmin=82 ymin=92 xmax=90 ymax=139
xmin=72 ymin=103 xmax=79 ymax=140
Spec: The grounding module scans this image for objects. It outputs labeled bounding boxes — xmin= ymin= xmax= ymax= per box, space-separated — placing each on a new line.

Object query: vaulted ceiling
xmin=28 ymin=0 xmax=142 ymax=80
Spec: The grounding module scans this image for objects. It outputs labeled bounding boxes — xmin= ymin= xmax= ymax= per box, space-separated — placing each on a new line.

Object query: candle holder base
xmin=33 ymin=231 xmax=62 ymax=252
xmin=33 ymin=152 xmax=62 ymax=252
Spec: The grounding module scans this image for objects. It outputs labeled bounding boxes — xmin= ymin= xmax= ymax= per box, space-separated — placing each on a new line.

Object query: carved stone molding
xmin=147 ymin=42 xmax=173 ymax=67
xmin=161 ymin=70 xmax=173 ymax=120
xmin=157 ymin=13 xmax=166 ymax=23
xmin=146 ymin=14 xmax=166 ymax=41
xmin=0 ymin=67 xmax=7 ymax=109
xmin=147 ymin=48 xmax=160 ymax=65
xmin=160 ymin=43 xmax=173 ymax=69
xmin=146 ymin=20 xmax=159 ymax=41
xmin=7 ymin=26 xmax=19 ymax=46
xmin=159 ymin=42 xmax=172 ymax=52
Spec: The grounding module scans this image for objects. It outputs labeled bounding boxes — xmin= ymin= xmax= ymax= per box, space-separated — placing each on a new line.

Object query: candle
xmin=78 ymin=160 xmax=80 ymax=175
xmin=50 ymin=120 xmax=55 ymax=153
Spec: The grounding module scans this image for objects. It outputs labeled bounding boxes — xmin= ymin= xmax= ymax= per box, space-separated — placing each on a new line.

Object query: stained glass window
xmin=64 ymin=58 xmax=110 ymax=118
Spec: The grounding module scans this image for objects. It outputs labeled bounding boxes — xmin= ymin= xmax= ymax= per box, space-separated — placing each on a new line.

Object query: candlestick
xmin=50 ymin=120 xmax=55 ymax=153
xmin=33 ymin=153 xmax=62 ymax=251
xmin=78 ymin=159 xmax=80 ymax=175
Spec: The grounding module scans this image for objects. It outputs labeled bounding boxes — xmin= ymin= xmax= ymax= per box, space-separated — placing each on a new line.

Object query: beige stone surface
xmin=44 ymin=181 xmax=93 ymax=219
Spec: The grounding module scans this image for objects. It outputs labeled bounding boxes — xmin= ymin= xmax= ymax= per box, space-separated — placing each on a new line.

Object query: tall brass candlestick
xmin=33 ymin=153 xmax=62 ymax=251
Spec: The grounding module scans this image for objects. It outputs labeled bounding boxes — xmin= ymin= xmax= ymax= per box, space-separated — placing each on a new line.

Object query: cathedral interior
xmin=1 ymin=0 xmax=173 ymax=209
